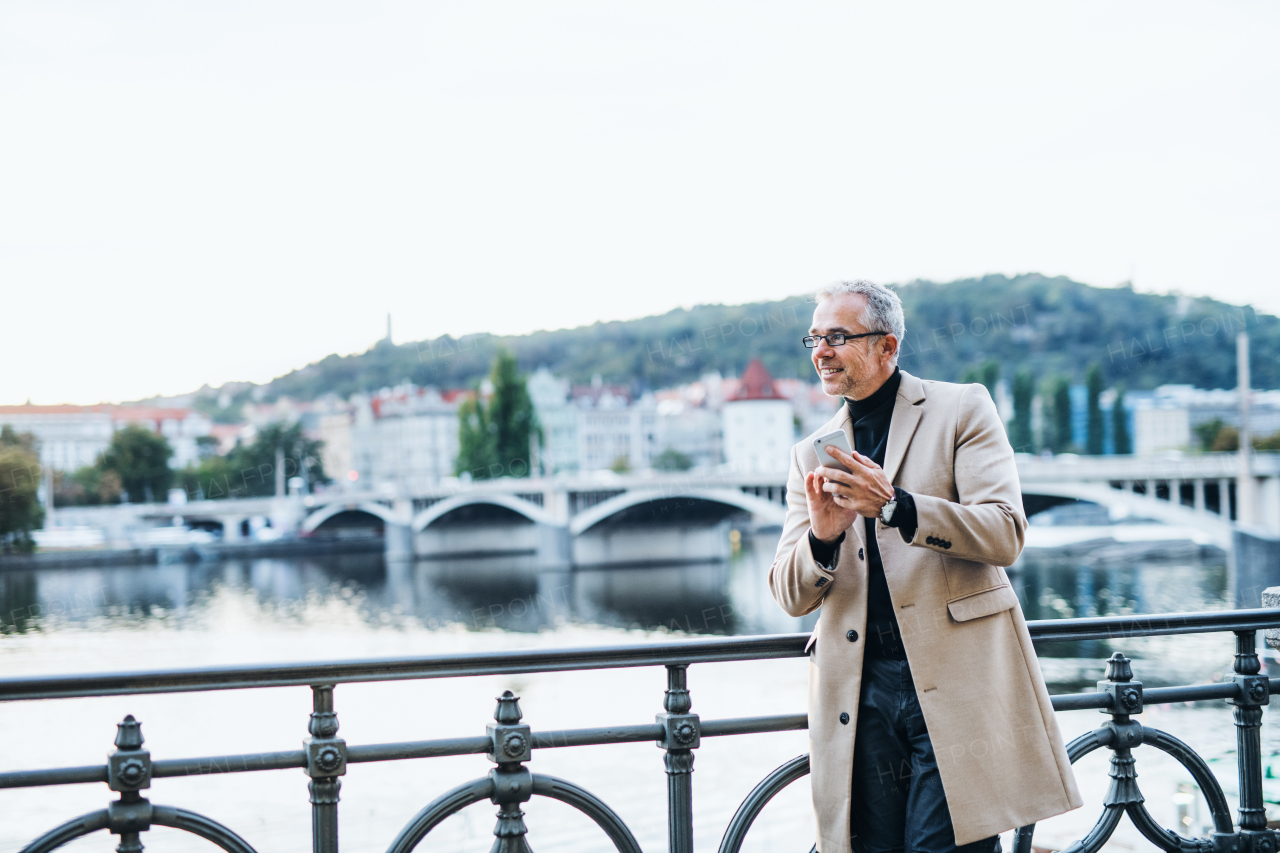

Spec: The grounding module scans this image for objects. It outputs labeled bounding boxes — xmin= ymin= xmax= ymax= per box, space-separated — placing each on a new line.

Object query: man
xmin=769 ymin=280 xmax=1080 ymax=853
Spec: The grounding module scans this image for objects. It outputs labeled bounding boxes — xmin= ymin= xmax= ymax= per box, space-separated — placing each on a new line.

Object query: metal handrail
xmin=0 ymin=714 xmax=809 ymax=790
xmin=5 ymin=607 xmax=1280 ymax=853
xmin=3 ymin=607 xmax=1277 ymax=703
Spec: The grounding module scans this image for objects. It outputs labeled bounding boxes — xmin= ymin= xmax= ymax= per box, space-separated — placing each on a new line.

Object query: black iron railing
xmin=2 ymin=607 xmax=1279 ymax=853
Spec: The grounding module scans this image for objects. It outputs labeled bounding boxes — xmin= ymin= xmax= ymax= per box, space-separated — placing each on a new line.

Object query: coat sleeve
xmin=769 ymin=445 xmax=837 ymax=617
xmin=904 ymin=383 xmax=1027 ymax=568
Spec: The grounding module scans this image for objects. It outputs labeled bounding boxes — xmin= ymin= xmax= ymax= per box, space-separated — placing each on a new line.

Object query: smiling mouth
xmin=819 ymin=366 xmax=844 ymax=378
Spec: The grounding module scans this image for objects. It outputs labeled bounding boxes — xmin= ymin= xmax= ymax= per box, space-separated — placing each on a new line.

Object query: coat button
xmin=926 ymin=536 xmax=934 ymax=545
xmin=846 ymin=630 xmax=859 ymax=642
xmin=839 ymin=712 xmax=850 ymax=725
xmin=858 ymin=548 xmax=864 ymax=560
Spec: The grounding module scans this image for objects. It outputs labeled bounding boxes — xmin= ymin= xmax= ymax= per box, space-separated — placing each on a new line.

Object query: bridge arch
xmin=1021 ymin=481 xmax=1232 ymax=547
xmin=569 ymin=489 xmax=786 ymax=537
xmin=412 ymin=493 xmax=556 ymax=533
xmin=301 ymin=501 xmax=401 ymax=534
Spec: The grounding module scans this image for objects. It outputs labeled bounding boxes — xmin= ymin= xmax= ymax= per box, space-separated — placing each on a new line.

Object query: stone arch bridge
xmin=52 ymin=453 xmax=1279 ymax=564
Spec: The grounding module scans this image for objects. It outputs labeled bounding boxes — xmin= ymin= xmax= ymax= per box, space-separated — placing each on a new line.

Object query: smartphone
xmin=813 ymin=430 xmax=854 ymax=472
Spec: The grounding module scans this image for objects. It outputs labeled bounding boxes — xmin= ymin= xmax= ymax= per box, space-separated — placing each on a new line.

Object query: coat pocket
xmin=946 ymin=584 xmax=1019 ymax=622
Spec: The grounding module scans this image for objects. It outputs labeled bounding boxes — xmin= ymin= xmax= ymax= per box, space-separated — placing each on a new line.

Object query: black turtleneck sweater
xmin=808 ymin=368 xmax=918 ymax=659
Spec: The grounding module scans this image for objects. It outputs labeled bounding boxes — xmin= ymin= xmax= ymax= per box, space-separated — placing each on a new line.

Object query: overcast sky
xmin=2 ymin=1 xmax=1277 ymax=404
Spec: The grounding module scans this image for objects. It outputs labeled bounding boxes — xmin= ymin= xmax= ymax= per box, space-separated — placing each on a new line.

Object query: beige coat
xmin=769 ymin=370 xmax=1081 ymax=851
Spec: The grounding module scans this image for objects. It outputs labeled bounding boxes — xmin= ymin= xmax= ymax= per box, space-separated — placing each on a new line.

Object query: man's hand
xmin=814 ymin=446 xmax=896 ymax=521
xmin=805 ymin=466 xmax=860 ymax=543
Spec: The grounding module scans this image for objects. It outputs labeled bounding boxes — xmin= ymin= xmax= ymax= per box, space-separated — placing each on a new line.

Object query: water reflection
xmin=0 ymin=538 xmax=812 ymax=638
xmin=1 ymin=530 xmax=1229 ymax=650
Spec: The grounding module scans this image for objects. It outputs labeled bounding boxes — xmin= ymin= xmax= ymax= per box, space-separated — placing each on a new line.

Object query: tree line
xmin=240 ymin=274 xmax=1276 ymax=411
xmin=1002 ymin=363 xmax=1131 ymax=455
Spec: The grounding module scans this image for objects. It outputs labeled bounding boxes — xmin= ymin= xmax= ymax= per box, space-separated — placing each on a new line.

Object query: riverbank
xmin=0 ymin=536 xmax=383 ymax=571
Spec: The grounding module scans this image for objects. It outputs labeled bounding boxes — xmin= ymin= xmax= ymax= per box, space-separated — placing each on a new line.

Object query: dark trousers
xmin=850 ymin=658 xmax=1001 ymax=853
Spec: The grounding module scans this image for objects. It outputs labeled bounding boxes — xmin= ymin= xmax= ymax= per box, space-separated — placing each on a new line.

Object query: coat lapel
xmin=882 ymin=370 xmax=926 ymax=485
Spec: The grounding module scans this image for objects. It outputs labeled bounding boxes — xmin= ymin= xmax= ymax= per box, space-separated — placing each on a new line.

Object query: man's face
xmin=809 ymin=293 xmax=896 ymax=399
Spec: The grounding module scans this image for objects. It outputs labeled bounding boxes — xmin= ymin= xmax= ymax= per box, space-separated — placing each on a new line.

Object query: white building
xmin=528 ymin=365 xmax=830 ymax=474
xmin=0 ymin=404 xmax=212 ymax=471
xmin=1133 ymin=405 xmax=1191 ymax=456
xmin=312 ymin=397 xmax=356 ymax=487
xmin=722 ymin=359 xmax=795 ymax=474
xmin=0 ymin=405 xmax=113 ymax=471
xmin=528 ymin=368 xmax=578 ymax=475
xmin=774 ymin=377 xmax=844 ymax=439
xmin=572 ymin=380 xmax=657 ymax=473
xmin=654 ymin=398 xmax=722 ymax=469
xmin=529 ymin=371 xmax=661 ymax=473
xmin=348 ymin=385 xmax=464 ymax=492
xmin=1131 ymin=385 xmax=1280 ymax=455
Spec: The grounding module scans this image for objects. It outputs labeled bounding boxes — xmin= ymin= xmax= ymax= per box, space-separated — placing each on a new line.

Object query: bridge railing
xmin=3 ymin=609 xmax=1280 ymax=853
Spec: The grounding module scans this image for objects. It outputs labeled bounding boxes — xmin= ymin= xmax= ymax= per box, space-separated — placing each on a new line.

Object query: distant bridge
xmin=47 ymin=452 xmax=1280 ymax=559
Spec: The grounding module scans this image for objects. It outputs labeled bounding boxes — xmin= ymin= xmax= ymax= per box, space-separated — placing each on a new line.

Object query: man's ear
xmin=881 ymin=333 xmax=899 ymax=362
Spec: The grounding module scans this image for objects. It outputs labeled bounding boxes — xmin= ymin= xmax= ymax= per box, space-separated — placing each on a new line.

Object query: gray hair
xmin=815 ymin=280 xmax=906 ymax=362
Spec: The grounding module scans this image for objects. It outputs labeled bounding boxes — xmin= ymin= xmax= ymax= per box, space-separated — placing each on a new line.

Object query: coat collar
xmin=834 ymin=368 xmax=926 ymax=486
xmin=883 ymin=369 xmax=926 ymax=485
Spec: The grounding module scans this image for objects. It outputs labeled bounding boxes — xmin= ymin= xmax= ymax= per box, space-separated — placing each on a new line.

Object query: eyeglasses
xmin=802 ymin=332 xmax=888 ymax=348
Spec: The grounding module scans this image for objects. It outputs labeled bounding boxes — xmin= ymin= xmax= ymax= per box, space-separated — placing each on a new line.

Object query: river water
xmin=0 ymin=525 xmax=1273 ymax=853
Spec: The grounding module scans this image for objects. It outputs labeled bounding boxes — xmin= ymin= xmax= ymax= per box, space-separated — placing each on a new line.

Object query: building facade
xmin=0 ymin=404 xmax=212 ymax=472
xmin=1131 ymin=385 xmax=1280 ymax=456
xmin=722 ymin=360 xmax=794 ymax=474
xmin=348 ymin=385 xmax=464 ymax=493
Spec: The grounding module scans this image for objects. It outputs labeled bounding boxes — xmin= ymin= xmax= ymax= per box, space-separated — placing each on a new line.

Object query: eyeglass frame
xmin=802 ymin=331 xmax=889 ymax=349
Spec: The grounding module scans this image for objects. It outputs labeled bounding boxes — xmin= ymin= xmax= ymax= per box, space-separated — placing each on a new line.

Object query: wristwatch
xmin=880 ymin=497 xmax=898 ymax=526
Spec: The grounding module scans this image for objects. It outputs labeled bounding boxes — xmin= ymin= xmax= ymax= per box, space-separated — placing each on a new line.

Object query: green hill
xmin=257 ymin=274 xmax=1275 ymax=404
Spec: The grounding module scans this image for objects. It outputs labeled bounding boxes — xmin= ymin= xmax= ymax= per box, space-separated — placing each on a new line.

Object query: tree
xmin=455 ymin=351 xmax=540 ymax=479
xmin=54 ymin=465 xmax=122 ymax=507
xmin=1042 ymin=376 xmax=1073 ymax=454
xmin=0 ymin=428 xmax=44 ymax=552
xmin=180 ymin=421 xmax=327 ymax=499
xmin=1210 ymin=426 xmax=1240 ymax=452
xmin=1205 ymin=427 xmax=1280 ymax=452
xmin=961 ymin=360 xmax=1000 ymax=398
xmin=489 ymin=351 xmax=540 ymax=476
xmin=239 ymin=422 xmax=327 ymax=494
xmin=1194 ymin=419 xmax=1226 ymax=452
xmin=1112 ymin=385 xmax=1131 ymax=455
xmin=456 ymin=395 xmax=498 ymax=479
xmin=653 ymin=447 xmax=693 ymax=471
xmin=980 ymin=361 xmax=1000 ymax=398
xmin=1085 ymin=364 xmax=1105 ymax=455
xmin=1007 ymin=370 xmax=1035 ymax=453
xmin=0 ymin=425 xmax=36 ymax=455
xmin=101 ymin=425 xmax=173 ymax=503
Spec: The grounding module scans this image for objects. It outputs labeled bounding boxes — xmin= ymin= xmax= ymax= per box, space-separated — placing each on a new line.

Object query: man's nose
xmin=812 ymin=339 xmax=836 ymax=359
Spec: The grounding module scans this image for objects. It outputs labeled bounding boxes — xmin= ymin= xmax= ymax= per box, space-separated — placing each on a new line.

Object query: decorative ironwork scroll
xmin=6 ymin=609 xmax=1280 ymax=853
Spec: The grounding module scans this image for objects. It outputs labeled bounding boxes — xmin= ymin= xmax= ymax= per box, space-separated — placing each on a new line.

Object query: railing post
xmin=305 ymin=684 xmax=347 ymax=853
xmin=1097 ymin=654 xmax=1144 ymax=814
xmin=107 ymin=715 xmax=154 ymax=853
xmin=1226 ymin=630 xmax=1270 ymax=835
xmin=486 ymin=690 xmax=533 ymax=853
xmin=658 ymin=663 xmax=700 ymax=853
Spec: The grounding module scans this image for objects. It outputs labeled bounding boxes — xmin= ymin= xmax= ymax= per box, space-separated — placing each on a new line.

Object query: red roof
xmin=729 ymin=359 xmax=783 ymax=401
xmin=0 ymin=403 xmax=196 ymax=421
xmin=109 ymin=406 xmax=193 ymax=422
xmin=0 ymin=404 xmax=101 ymax=415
